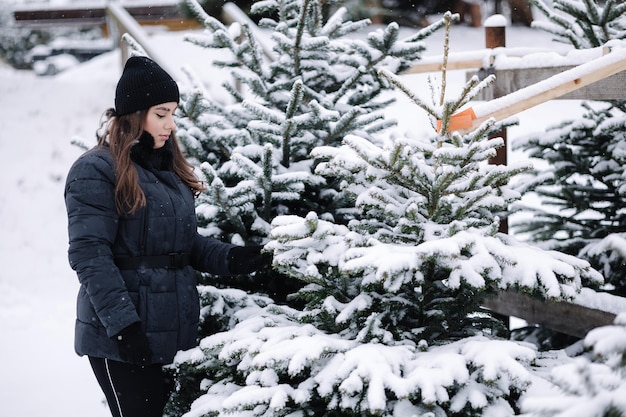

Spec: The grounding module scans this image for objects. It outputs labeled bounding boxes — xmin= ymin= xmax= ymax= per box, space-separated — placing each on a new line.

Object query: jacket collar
xmin=130 ymin=131 xmax=174 ymax=171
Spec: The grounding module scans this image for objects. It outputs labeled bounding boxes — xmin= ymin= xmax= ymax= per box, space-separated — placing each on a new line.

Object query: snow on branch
xmin=269 ymin=212 xmax=599 ymax=300
xmin=176 ymin=305 xmax=538 ymax=417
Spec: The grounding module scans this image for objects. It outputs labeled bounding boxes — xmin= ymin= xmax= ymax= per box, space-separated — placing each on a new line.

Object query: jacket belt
xmin=114 ymin=253 xmax=191 ymax=270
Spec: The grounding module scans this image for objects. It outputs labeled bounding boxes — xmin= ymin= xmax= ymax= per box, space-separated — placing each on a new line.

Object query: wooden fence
xmin=13 ymin=1 xmax=200 ymax=33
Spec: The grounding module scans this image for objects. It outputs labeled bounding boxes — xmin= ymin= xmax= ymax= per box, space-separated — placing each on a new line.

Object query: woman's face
xmin=143 ymin=102 xmax=178 ymax=149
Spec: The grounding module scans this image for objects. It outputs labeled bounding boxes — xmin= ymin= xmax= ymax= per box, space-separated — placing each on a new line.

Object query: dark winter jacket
xmin=64 ymin=137 xmax=235 ymax=364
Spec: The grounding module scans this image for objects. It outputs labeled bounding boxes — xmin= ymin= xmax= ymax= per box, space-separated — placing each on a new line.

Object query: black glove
xmin=228 ymin=245 xmax=272 ymax=275
xmin=113 ymin=322 xmax=152 ymax=365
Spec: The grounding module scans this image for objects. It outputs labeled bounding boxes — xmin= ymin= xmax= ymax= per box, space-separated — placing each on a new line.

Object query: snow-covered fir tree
xmin=513 ymin=102 xmax=626 ymax=292
xmin=176 ymin=0 xmax=441 ymax=244
xmin=173 ymin=0 xmax=447 ymax=302
xmin=513 ymin=0 xmax=626 ymax=294
xmin=521 ymin=312 xmax=626 ymax=416
xmin=167 ymin=0 xmax=447 ymax=413
xmin=168 ymin=9 xmax=604 ymax=416
xmin=528 ymin=0 xmax=626 ymax=49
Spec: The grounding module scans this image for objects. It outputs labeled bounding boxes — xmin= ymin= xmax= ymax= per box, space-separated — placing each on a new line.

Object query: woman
xmin=64 ymin=55 xmax=270 ymax=417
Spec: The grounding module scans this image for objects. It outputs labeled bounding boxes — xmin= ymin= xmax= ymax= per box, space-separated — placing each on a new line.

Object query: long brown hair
xmin=97 ymin=108 xmax=206 ymax=214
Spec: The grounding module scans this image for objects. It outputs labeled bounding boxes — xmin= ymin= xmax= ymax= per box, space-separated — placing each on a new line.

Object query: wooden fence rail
xmin=454 ymin=46 xmax=626 ymax=133
xmin=483 ymin=291 xmax=620 ymax=338
xmin=13 ymin=1 xmax=199 ymax=33
xmin=105 ymin=3 xmax=170 ymax=72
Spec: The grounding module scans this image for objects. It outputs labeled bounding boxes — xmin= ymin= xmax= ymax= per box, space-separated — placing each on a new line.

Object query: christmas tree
xmin=174 ymin=0 xmax=446 ymax=300
xmin=168 ymin=7 xmax=603 ymax=416
xmin=514 ymin=0 xmax=626 ymax=294
xmin=176 ymin=0 xmax=441 ymax=240
xmin=522 ymin=312 xmax=626 ymax=416
xmin=528 ymin=0 xmax=626 ymax=49
xmin=168 ymin=0 xmax=449 ymax=413
xmin=513 ymin=102 xmax=626 ymax=292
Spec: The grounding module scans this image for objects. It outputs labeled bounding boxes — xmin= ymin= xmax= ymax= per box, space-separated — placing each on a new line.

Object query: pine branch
xmin=262 ymin=144 xmax=273 ymax=221
xmin=293 ymin=0 xmax=313 ymax=76
xmin=378 ymin=68 xmax=438 ymax=119
xmin=325 ymin=107 xmax=364 ymax=146
xmin=438 ymin=12 xmax=453 ymax=106
xmin=282 ymin=79 xmax=304 ymax=167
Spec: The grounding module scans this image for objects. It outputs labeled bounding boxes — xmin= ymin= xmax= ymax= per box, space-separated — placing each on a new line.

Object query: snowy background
xmin=0 ymin=10 xmax=597 ymax=417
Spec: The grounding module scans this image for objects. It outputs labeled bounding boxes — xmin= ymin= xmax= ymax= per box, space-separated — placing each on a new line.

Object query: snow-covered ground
xmin=0 ymin=12 xmax=604 ymax=417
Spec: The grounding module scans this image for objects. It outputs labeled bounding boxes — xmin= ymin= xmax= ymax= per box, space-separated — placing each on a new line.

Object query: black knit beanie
xmin=114 ymin=56 xmax=180 ymax=116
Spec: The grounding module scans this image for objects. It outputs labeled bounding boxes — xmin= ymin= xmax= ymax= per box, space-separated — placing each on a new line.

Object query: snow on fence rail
xmin=453 ymin=44 xmax=626 ymax=133
xmin=402 ymin=46 xmax=557 ymax=74
xmin=406 ymin=42 xmax=626 ymax=106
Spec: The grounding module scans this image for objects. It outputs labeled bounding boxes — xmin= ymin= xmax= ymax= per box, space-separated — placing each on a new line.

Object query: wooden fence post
xmin=484 ymin=15 xmax=508 ymax=237
xmin=483 ymin=14 xmax=510 ymax=329
xmin=484 ymin=15 xmax=507 ymax=168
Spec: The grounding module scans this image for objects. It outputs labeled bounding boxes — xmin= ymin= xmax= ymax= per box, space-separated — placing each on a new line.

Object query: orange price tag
xmin=437 ymin=107 xmax=476 ymax=132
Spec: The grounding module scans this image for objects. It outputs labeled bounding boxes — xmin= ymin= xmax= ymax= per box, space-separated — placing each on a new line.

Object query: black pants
xmin=89 ymin=357 xmax=173 ymax=417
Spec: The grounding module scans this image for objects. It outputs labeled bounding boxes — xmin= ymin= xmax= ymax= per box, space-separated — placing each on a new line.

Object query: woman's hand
xmin=227 ymin=245 xmax=273 ymax=275
xmin=113 ymin=322 xmax=152 ymax=365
